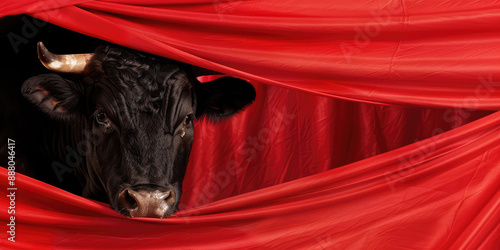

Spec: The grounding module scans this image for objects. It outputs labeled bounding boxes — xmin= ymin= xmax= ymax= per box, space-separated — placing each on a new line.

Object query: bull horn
xmin=37 ymin=42 xmax=93 ymax=74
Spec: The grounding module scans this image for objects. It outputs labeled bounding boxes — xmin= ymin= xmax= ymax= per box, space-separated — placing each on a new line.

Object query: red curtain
xmin=2 ymin=0 xmax=500 ymax=248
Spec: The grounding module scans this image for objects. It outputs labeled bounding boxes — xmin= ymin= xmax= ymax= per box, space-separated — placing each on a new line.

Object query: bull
xmin=10 ymin=42 xmax=255 ymax=218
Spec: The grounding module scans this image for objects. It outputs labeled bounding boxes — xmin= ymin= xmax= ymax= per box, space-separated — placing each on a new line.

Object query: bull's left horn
xmin=37 ymin=42 xmax=93 ymax=74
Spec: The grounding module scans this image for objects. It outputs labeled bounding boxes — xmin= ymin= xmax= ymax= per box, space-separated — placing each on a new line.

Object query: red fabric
xmin=5 ymin=0 xmax=500 ymax=109
xmin=1 ymin=106 xmax=500 ymax=249
xmin=2 ymin=0 xmax=500 ymax=248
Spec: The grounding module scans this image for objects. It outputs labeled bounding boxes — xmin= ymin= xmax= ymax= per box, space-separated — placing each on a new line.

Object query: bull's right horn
xmin=37 ymin=42 xmax=93 ymax=74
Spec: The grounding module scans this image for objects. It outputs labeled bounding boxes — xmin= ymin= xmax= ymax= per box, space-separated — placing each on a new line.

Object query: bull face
xmin=21 ymin=42 xmax=256 ymax=218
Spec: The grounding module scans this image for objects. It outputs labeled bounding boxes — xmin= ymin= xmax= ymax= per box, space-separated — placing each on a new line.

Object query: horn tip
xmin=37 ymin=42 xmax=50 ymax=65
xmin=37 ymin=41 xmax=46 ymax=54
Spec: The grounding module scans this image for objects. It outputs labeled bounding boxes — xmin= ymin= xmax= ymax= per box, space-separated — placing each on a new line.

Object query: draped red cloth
xmin=1 ymin=0 xmax=500 ymax=248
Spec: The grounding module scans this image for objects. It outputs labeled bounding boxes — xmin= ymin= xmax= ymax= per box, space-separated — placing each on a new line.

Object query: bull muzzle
xmin=118 ymin=187 xmax=176 ymax=218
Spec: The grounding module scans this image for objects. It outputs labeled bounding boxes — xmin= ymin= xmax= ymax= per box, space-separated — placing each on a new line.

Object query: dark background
xmin=0 ymin=15 xmax=110 ymax=194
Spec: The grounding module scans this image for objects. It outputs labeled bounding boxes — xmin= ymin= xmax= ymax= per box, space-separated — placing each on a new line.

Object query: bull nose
xmin=118 ymin=188 xmax=176 ymax=218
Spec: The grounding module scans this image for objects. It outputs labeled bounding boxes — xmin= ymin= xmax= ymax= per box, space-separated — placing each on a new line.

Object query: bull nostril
xmin=118 ymin=189 xmax=139 ymax=214
xmin=123 ymin=189 xmax=138 ymax=211
xmin=161 ymin=191 xmax=175 ymax=208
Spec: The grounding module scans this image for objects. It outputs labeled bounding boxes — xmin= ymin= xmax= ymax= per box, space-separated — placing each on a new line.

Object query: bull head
xmin=21 ymin=42 xmax=256 ymax=218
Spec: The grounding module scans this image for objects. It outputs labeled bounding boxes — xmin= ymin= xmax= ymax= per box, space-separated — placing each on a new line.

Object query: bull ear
xmin=196 ymin=77 xmax=256 ymax=121
xmin=22 ymin=73 xmax=83 ymax=121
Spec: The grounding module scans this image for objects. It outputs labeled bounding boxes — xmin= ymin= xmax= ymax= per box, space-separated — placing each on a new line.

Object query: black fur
xmin=196 ymin=77 xmax=256 ymax=121
xmin=20 ymin=44 xmax=256 ymax=217
xmin=21 ymin=74 xmax=83 ymax=120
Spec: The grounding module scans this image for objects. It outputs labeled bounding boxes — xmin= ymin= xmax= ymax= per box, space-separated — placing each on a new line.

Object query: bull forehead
xmin=87 ymin=45 xmax=194 ymax=114
xmin=104 ymin=63 xmax=190 ymax=107
xmin=95 ymin=81 xmax=193 ymax=130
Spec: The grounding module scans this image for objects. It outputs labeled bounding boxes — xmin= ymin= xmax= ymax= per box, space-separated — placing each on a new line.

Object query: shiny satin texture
xmin=4 ymin=0 xmax=500 ymax=109
xmin=2 ymin=0 xmax=500 ymax=249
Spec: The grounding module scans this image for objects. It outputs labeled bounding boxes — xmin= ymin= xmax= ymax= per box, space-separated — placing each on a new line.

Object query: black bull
xmin=1 ymin=42 xmax=255 ymax=218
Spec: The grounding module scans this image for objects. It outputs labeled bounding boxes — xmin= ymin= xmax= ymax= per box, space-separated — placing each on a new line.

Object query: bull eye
xmin=96 ymin=110 xmax=110 ymax=125
xmin=184 ymin=113 xmax=195 ymax=126
xmin=180 ymin=113 xmax=195 ymax=138
xmin=184 ymin=115 xmax=191 ymax=125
